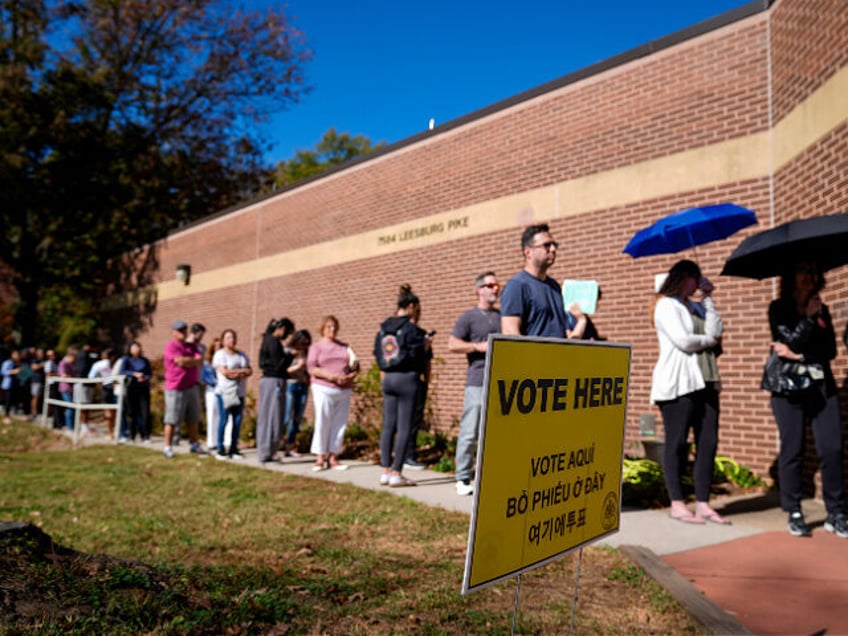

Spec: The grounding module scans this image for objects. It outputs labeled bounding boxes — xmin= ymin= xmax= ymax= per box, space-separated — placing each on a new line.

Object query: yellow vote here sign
xmin=462 ymin=336 xmax=631 ymax=594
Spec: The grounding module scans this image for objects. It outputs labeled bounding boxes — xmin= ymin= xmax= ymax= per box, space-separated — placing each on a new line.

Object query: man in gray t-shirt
xmin=448 ymin=272 xmax=501 ymax=495
xmin=500 ymin=223 xmax=568 ymax=338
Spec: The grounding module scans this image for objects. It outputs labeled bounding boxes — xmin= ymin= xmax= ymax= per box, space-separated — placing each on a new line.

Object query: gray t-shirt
xmin=451 ymin=308 xmax=501 ymax=386
xmin=213 ymin=348 xmax=250 ymax=398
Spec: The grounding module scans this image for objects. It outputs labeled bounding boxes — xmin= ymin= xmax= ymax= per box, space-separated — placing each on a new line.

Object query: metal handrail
xmin=42 ymin=375 xmax=127 ymax=448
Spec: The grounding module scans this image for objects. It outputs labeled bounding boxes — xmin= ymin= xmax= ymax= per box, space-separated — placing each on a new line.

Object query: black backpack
xmin=374 ymin=316 xmax=419 ymax=371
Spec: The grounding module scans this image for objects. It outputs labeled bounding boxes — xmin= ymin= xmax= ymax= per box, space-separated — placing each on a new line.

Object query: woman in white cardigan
xmin=651 ymin=259 xmax=729 ymax=525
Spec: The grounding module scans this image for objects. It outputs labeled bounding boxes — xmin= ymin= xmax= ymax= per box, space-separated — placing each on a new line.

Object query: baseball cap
xmin=171 ymin=320 xmax=188 ymax=331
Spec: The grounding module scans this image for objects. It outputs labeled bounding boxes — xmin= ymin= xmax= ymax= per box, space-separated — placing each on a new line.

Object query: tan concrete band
xmin=107 ymin=64 xmax=847 ymax=309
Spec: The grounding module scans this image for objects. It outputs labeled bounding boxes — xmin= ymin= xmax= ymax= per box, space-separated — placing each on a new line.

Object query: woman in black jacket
xmin=256 ymin=318 xmax=294 ymax=463
xmin=375 ymin=285 xmax=432 ymax=487
xmin=766 ymin=261 xmax=845 ymax=538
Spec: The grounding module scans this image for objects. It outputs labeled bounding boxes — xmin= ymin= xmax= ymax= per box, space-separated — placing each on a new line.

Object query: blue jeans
xmin=455 ymin=385 xmax=483 ymax=482
xmin=217 ymin=394 xmax=244 ymax=454
xmin=60 ymin=390 xmax=74 ymax=430
xmin=284 ymin=382 xmax=308 ymax=446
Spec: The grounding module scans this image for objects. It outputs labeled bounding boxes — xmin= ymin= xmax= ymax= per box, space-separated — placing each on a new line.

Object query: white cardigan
xmin=650 ymin=296 xmax=723 ymax=403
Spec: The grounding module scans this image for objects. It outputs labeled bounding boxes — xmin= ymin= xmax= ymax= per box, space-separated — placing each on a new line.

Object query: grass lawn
xmin=0 ymin=421 xmax=697 ymax=635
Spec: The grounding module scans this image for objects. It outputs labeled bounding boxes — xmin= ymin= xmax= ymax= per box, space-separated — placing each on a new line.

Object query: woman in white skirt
xmin=307 ymin=315 xmax=358 ymax=471
xmin=202 ymin=338 xmax=226 ymax=452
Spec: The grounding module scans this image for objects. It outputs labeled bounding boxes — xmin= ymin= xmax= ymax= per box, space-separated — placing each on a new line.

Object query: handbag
xmin=347 ymin=346 xmax=359 ymax=372
xmin=761 ymin=350 xmax=824 ymax=395
xmin=221 ymin=384 xmax=241 ymax=409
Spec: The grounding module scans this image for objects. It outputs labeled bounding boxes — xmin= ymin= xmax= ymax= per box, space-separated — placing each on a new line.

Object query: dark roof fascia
xmin=172 ymin=0 xmax=771 ymax=236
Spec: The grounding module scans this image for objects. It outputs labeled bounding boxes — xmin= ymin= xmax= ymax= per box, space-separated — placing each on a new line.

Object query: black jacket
xmin=768 ymin=298 xmax=837 ymax=396
xmin=258 ymin=333 xmax=292 ymax=378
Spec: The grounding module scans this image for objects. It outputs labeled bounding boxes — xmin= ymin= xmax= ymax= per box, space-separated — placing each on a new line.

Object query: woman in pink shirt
xmin=307 ymin=315 xmax=358 ymax=471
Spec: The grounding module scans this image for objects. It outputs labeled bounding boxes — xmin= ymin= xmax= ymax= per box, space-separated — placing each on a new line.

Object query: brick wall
xmin=120 ymin=0 xmax=848 ymax=483
xmin=771 ymin=0 xmax=848 ymax=122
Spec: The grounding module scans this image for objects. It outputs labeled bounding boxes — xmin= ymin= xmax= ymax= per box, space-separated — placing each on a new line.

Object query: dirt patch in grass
xmin=0 ymin=422 xmax=72 ymax=453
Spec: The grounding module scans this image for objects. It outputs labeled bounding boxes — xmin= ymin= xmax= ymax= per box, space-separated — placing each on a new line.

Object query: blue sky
xmin=263 ymin=1 xmax=752 ymax=164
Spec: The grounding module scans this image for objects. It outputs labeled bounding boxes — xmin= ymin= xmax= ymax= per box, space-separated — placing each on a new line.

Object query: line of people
xmin=5 ymin=224 xmax=845 ymax=533
xmin=1 ymin=346 xmax=52 ymax=422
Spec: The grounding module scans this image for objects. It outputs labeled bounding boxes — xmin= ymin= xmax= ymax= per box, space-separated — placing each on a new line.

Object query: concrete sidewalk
xmin=75 ymin=430 xmax=848 ymax=635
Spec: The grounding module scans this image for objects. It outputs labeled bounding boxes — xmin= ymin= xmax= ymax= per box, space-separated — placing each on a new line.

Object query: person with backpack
xmin=374 ymin=284 xmax=433 ymax=487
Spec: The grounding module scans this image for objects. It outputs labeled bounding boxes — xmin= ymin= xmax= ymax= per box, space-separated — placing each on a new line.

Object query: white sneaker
xmin=163 ymin=446 xmax=174 ymax=459
xmin=456 ymin=480 xmax=474 ymax=496
xmin=214 ymin=452 xmax=229 ymax=461
xmin=388 ymin=474 xmax=416 ymax=488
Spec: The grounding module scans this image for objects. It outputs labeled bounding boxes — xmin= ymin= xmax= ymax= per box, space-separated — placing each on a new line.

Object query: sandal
xmin=669 ymin=511 xmax=706 ymax=524
xmin=695 ymin=510 xmax=732 ymax=525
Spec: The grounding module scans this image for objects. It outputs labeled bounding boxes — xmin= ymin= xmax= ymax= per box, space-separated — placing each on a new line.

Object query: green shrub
xmin=713 ymin=454 xmax=766 ymax=488
xmin=621 ymin=457 xmax=666 ymax=507
xmin=620 ymin=450 xmax=767 ymax=508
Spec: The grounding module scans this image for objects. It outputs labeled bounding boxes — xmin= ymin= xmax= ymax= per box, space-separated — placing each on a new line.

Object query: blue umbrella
xmin=623 ymin=202 xmax=757 ymax=258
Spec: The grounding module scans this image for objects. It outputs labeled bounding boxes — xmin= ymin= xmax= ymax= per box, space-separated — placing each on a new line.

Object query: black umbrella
xmin=721 ymin=212 xmax=848 ymax=279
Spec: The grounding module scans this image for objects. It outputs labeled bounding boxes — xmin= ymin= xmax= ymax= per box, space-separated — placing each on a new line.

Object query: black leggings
xmin=405 ymin=379 xmax=428 ymax=460
xmin=771 ymin=393 xmax=844 ymax=515
xmin=3 ymin=382 xmax=29 ymax=416
xmin=658 ymin=385 xmax=720 ymax=502
xmin=381 ymin=371 xmax=419 ymax=471
xmin=126 ymin=386 xmax=151 ymax=441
